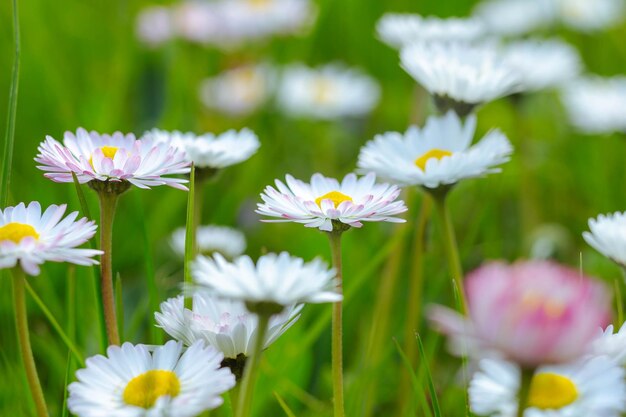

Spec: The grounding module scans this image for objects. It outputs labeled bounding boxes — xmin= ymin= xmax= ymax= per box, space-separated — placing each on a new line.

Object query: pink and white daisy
xmin=0 ymin=202 xmax=101 ymax=276
xmin=256 ymin=172 xmax=407 ymax=232
xmin=35 ymin=128 xmax=190 ymax=190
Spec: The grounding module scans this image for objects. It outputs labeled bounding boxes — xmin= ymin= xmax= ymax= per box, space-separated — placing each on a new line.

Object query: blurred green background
xmin=2 ymin=0 xmax=626 ymax=416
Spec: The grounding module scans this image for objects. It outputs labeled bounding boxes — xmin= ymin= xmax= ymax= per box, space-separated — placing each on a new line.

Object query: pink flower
xmin=429 ymin=260 xmax=611 ymax=367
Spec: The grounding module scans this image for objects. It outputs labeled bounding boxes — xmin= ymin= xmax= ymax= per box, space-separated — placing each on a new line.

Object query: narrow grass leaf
xmin=274 ymin=392 xmax=298 ymax=417
xmin=416 ymin=333 xmax=442 ymax=417
xmin=61 ymin=351 xmax=73 ymax=417
xmin=392 ymin=337 xmax=432 ymax=417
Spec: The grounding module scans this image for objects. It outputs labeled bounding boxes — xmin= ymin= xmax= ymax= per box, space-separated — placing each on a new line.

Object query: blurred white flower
xmin=358 ymin=112 xmax=512 ymax=190
xmin=200 ymin=64 xmax=275 ymax=116
xmin=561 ymin=76 xmax=626 ymax=134
xmin=583 ymin=211 xmax=626 ymax=267
xmin=376 ymin=13 xmax=485 ymax=48
xmin=136 ymin=6 xmax=174 ymax=47
xmin=172 ymin=1 xmax=221 ymax=44
xmin=473 ymin=0 xmax=557 ymax=36
xmin=502 ymin=39 xmax=582 ymax=92
xmin=171 ymin=225 xmax=246 ymax=258
xmin=593 ymin=323 xmax=626 ymax=366
xmin=556 ymin=0 xmax=624 ymax=31
xmin=277 ymin=64 xmax=380 ymax=119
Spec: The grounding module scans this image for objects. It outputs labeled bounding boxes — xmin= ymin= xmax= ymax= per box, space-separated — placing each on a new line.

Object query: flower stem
xmin=432 ymin=193 xmax=467 ymax=314
xmin=184 ymin=163 xmax=196 ymax=310
xmin=98 ymin=191 xmax=120 ymax=345
xmin=11 ymin=268 xmax=48 ymax=417
xmin=516 ymin=367 xmax=535 ymax=417
xmin=235 ymin=313 xmax=270 ymax=417
xmin=328 ymin=231 xmax=345 ymax=417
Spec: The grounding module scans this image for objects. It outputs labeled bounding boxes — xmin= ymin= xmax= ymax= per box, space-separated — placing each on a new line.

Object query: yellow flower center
xmin=123 ymin=370 xmax=181 ymax=409
xmin=247 ymin=0 xmax=271 ymax=9
xmin=0 ymin=222 xmax=39 ymax=244
xmin=521 ymin=292 xmax=566 ymax=319
xmin=414 ymin=149 xmax=453 ymax=171
xmin=313 ymin=78 xmax=335 ymax=104
xmin=315 ymin=191 xmax=353 ymax=208
xmin=528 ymin=372 xmax=578 ymax=410
xmin=89 ymin=146 xmax=119 ymax=167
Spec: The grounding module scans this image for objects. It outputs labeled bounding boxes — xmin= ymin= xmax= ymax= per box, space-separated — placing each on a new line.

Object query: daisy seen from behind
xmin=583 ymin=211 xmax=626 ymax=268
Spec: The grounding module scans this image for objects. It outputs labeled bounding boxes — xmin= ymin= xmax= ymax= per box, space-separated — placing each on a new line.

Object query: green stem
xmin=12 ymin=268 xmax=48 ymax=417
xmin=184 ymin=164 xmax=196 ymax=310
xmin=516 ymin=367 xmax=535 ymax=417
xmin=328 ymin=231 xmax=345 ymax=417
xmin=98 ymin=191 xmax=120 ymax=345
xmin=432 ymin=193 xmax=467 ymax=314
xmin=235 ymin=313 xmax=270 ymax=417
xmin=194 ymin=178 xmax=204 ymax=251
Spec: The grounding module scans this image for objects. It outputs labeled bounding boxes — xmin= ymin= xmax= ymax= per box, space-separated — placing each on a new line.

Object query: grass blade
xmin=392 ymin=337 xmax=432 ymax=417
xmin=61 ymin=351 xmax=73 ymax=417
xmin=274 ymin=392 xmax=298 ymax=417
xmin=416 ymin=333 xmax=442 ymax=417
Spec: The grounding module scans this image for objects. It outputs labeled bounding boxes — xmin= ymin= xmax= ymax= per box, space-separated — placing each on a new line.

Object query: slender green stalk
xmin=11 ymin=268 xmax=48 ymax=417
xmin=516 ymin=368 xmax=535 ymax=417
xmin=193 ymin=177 xmax=204 ymax=251
xmin=328 ymin=231 xmax=345 ymax=417
xmin=0 ymin=0 xmax=20 ymax=207
xmin=98 ymin=191 xmax=121 ymax=345
xmin=432 ymin=193 xmax=467 ymax=314
xmin=184 ymin=163 xmax=196 ymax=310
xmin=235 ymin=313 xmax=270 ymax=417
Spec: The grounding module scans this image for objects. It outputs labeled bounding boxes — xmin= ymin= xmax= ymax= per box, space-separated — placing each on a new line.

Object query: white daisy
xmin=561 ymin=76 xmax=626 ymax=134
xmin=143 ymin=128 xmax=260 ymax=170
xmin=67 ymin=340 xmax=235 ymax=417
xmin=171 ymin=225 xmax=247 ymax=259
xmin=469 ymin=356 xmax=626 ymax=417
xmin=199 ymin=64 xmax=275 ymax=116
xmin=256 ymin=172 xmax=407 ymax=232
xmin=376 ymin=13 xmax=485 ymax=49
xmin=473 ymin=0 xmax=557 ymax=36
xmin=192 ymin=252 xmax=342 ymax=308
xmin=400 ymin=41 xmax=522 ymax=114
xmin=357 ymin=112 xmax=512 ymax=189
xmin=583 ymin=211 xmax=626 ymax=267
xmin=155 ymin=294 xmax=301 ymax=359
xmin=35 ymin=128 xmax=190 ymax=190
xmin=502 ymin=39 xmax=582 ymax=92
xmin=0 ymin=202 xmax=101 ymax=276
xmin=556 ymin=0 xmax=624 ymax=31
xmin=276 ymin=63 xmax=381 ymax=119
xmin=136 ymin=6 xmax=173 ymax=47
xmin=172 ymin=1 xmax=221 ymax=44
xmin=592 ymin=323 xmax=626 ymax=366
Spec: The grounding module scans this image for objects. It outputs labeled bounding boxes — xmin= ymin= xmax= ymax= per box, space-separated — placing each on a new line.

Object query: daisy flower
xmin=276 ymin=63 xmax=381 ymax=119
xmin=583 ymin=211 xmax=626 ymax=267
xmin=256 ymin=172 xmax=407 ymax=232
xmin=556 ymin=0 xmax=624 ymax=31
xmin=376 ymin=13 xmax=485 ymax=49
xmin=136 ymin=6 xmax=173 ymax=47
xmin=35 ymin=128 xmax=190 ymax=191
xmin=400 ymin=41 xmax=522 ymax=115
xmin=469 ymin=356 xmax=626 ymax=417
xmin=171 ymin=225 xmax=246 ymax=259
xmin=473 ymin=0 xmax=557 ymax=36
xmin=357 ymin=112 xmax=512 ymax=190
xmin=592 ymin=323 xmax=626 ymax=366
xmin=0 ymin=202 xmax=101 ymax=276
xmin=429 ymin=260 xmax=611 ymax=367
xmin=67 ymin=340 xmax=235 ymax=417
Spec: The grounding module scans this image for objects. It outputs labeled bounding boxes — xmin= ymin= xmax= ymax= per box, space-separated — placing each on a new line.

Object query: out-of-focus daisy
xmin=171 ymin=225 xmax=246 ymax=259
xmin=276 ymin=64 xmax=381 ymax=119
xmin=376 ymin=13 xmax=485 ymax=49
xmin=358 ymin=112 xmax=512 ymax=190
xmin=556 ymin=0 xmax=624 ymax=31
xmin=400 ymin=41 xmax=522 ymax=115
xmin=68 ymin=340 xmax=235 ymax=417
xmin=172 ymin=1 xmax=221 ymax=44
xmin=469 ymin=356 xmax=626 ymax=417
xmin=429 ymin=261 xmax=611 ymax=367
xmin=593 ymin=323 xmax=626 ymax=366
xmin=136 ymin=6 xmax=173 ymax=47
xmin=0 ymin=202 xmax=101 ymax=276
xmin=200 ymin=64 xmax=275 ymax=116
xmin=192 ymin=252 xmax=341 ymax=309
xmin=561 ymin=76 xmax=626 ymax=134
xmin=473 ymin=0 xmax=557 ymax=36
xmin=256 ymin=172 xmax=407 ymax=232
xmin=583 ymin=211 xmax=626 ymax=267
xmin=35 ymin=128 xmax=190 ymax=191
xmin=502 ymin=39 xmax=582 ymax=92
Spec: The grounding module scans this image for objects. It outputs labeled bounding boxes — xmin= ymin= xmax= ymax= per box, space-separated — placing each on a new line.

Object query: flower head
xmin=192 ymin=252 xmax=341 ymax=308
xmin=592 ymin=323 xmax=626 ymax=366
xmin=429 ymin=261 xmax=611 ymax=367
xmin=358 ymin=112 xmax=512 ymax=190
xmin=35 ymin=128 xmax=190 ymax=190
xmin=136 ymin=6 xmax=174 ymax=47
xmin=556 ymin=0 xmax=624 ymax=31
xmin=473 ymin=0 xmax=557 ymax=36
xmin=256 ymin=172 xmax=407 ymax=232
xmin=68 ymin=340 xmax=235 ymax=417
xmin=583 ymin=211 xmax=626 ymax=267
xmin=0 ymin=202 xmax=101 ymax=276
xmin=171 ymin=225 xmax=246 ymax=259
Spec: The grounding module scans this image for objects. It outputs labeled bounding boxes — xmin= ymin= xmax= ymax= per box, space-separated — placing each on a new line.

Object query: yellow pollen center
xmin=414 ymin=149 xmax=453 ymax=171
xmin=521 ymin=292 xmax=566 ymax=319
xmin=315 ymin=191 xmax=353 ymax=208
xmin=0 ymin=222 xmax=39 ymax=244
xmin=313 ymin=78 xmax=335 ymax=104
xmin=123 ymin=370 xmax=181 ymax=409
xmin=528 ymin=372 xmax=578 ymax=410
xmin=89 ymin=146 xmax=119 ymax=167
xmin=247 ymin=0 xmax=271 ymax=9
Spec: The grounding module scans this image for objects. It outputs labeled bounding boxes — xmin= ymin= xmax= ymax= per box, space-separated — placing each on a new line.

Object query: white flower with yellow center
xmin=200 ymin=64 xmax=275 ymax=116
xmin=35 ymin=128 xmax=190 ymax=189
xmin=276 ymin=64 xmax=381 ymax=119
xmin=377 ymin=13 xmax=485 ymax=49
xmin=583 ymin=211 xmax=626 ymax=267
xmin=68 ymin=340 xmax=235 ymax=417
xmin=256 ymin=172 xmax=407 ymax=231
xmin=0 ymin=202 xmax=101 ymax=276
xmin=473 ymin=0 xmax=557 ymax=36
xmin=469 ymin=356 xmax=626 ymax=417
xmin=171 ymin=225 xmax=246 ymax=259
xmin=556 ymin=0 xmax=624 ymax=31
xmin=143 ymin=128 xmax=260 ymax=169
xmin=357 ymin=112 xmax=512 ymax=189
